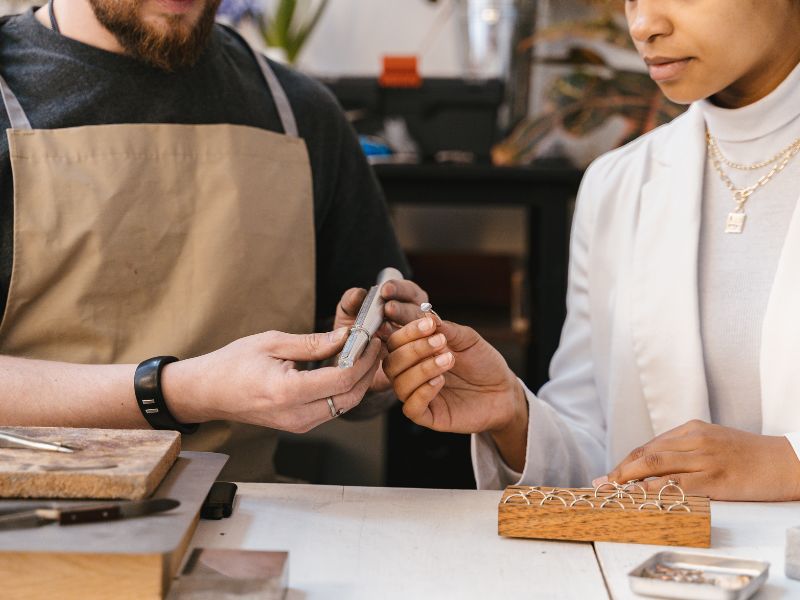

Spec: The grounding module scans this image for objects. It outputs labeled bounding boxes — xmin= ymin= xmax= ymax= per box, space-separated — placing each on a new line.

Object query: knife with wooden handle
xmin=0 ymin=498 xmax=180 ymax=530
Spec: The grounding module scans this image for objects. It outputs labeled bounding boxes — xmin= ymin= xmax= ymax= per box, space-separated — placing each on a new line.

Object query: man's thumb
xmin=270 ymin=327 xmax=349 ymax=361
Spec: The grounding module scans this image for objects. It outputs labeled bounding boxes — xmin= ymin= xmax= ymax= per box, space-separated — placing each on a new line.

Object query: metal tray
xmin=628 ymin=551 xmax=769 ymax=600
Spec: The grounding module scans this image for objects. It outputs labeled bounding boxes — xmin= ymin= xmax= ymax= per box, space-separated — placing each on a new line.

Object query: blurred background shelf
xmin=377 ymin=162 xmax=582 ymax=488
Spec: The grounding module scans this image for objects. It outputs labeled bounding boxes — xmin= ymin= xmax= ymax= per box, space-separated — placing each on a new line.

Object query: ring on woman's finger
xmin=327 ymin=396 xmax=344 ymax=419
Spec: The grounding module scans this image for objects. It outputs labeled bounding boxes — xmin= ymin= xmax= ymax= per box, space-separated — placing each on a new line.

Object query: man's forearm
xmin=0 ymin=355 xmax=148 ymax=428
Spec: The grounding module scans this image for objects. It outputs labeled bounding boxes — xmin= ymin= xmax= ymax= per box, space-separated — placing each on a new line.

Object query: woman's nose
xmin=627 ymin=0 xmax=672 ymax=44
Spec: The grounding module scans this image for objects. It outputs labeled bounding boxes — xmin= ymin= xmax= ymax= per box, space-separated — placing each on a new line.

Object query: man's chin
xmin=89 ymin=0 xmax=220 ymax=71
xmin=140 ymin=14 xmax=196 ymax=41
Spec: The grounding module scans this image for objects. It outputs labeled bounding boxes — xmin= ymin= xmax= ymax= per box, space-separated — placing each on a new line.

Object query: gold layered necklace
xmin=706 ymin=130 xmax=800 ymax=234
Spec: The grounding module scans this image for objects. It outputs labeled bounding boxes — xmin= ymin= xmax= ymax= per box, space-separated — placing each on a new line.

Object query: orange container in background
xmin=380 ymin=55 xmax=422 ymax=88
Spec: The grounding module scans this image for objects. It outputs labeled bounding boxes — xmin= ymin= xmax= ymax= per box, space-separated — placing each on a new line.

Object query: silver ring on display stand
xmin=622 ymin=480 xmax=647 ymax=502
xmin=594 ymin=482 xmax=619 ymax=498
xmin=503 ymin=492 xmax=531 ymax=505
xmin=658 ymin=479 xmax=686 ymax=503
xmin=524 ymin=487 xmax=548 ymax=500
xmin=551 ymin=488 xmax=577 ymax=502
xmin=667 ymin=500 xmax=692 ymax=513
xmin=540 ymin=494 xmax=568 ymax=507
xmin=569 ymin=494 xmax=595 ymax=508
xmin=600 ymin=498 xmax=626 ymax=510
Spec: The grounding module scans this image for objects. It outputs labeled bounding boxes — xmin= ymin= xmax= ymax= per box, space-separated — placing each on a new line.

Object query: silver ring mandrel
xmin=338 ymin=267 xmax=404 ymax=369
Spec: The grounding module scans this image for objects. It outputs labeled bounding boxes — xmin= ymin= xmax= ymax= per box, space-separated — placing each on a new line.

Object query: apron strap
xmin=219 ymin=24 xmax=299 ymax=138
xmin=250 ymin=50 xmax=299 ymax=138
xmin=0 ymin=72 xmax=32 ymax=131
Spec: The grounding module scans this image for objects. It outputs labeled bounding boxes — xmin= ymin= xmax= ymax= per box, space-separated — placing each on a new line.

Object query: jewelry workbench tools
xmin=498 ymin=480 xmax=711 ymax=548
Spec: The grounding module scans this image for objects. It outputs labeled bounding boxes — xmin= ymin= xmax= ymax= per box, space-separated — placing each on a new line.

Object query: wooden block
xmin=0 ymin=451 xmax=227 ymax=600
xmin=498 ymin=485 xmax=711 ymax=548
xmin=0 ymin=427 xmax=180 ymax=500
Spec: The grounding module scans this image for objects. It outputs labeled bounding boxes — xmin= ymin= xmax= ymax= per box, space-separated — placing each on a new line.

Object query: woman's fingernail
xmin=592 ymin=476 xmax=609 ymax=487
xmin=435 ymin=352 xmax=452 ymax=367
xmin=419 ymin=317 xmax=434 ymax=332
xmin=429 ymin=375 xmax=443 ymax=386
xmin=428 ymin=334 xmax=445 ymax=348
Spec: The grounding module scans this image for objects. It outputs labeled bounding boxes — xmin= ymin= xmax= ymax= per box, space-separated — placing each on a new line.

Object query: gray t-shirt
xmin=0 ymin=9 xmax=408 ymax=325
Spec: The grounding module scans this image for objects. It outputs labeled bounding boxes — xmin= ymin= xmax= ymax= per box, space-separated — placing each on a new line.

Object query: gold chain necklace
xmin=706 ymin=132 xmax=800 ymax=170
xmin=706 ymin=129 xmax=800 ymax=234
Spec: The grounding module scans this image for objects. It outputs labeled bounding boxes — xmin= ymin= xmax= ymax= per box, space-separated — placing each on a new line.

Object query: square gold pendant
xmin=725 ymin=212 xmax=746 ymax=234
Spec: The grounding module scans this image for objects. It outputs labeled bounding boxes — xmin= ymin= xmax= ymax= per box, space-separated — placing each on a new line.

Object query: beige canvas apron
xmin=0 ymin=41 xmax=315 ymax=482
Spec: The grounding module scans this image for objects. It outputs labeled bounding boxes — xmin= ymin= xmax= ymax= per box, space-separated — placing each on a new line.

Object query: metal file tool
xmin=338 ymin=267 xmax=404 ymax=369
xmin=0 ymin=430 xmax=75 ymax=453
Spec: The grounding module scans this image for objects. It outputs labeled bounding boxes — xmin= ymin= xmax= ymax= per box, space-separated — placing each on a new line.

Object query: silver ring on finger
xmin=327 ymin=396 xmax=344 ymax=419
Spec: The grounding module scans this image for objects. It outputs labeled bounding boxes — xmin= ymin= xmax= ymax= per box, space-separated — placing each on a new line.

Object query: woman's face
xmin=625 ymin=0 xmax=800 ymax=107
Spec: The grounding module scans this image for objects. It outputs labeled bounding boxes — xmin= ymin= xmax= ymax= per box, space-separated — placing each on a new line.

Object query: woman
xmin=382 ymin=0 xmax=800 ymax=501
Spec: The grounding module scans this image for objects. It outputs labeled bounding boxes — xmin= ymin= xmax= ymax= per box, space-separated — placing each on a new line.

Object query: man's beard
xmin=88 ymin=0 xmax=222 ymax=72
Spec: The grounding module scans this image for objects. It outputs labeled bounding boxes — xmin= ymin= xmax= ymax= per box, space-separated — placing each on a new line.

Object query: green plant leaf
xmin=286 ymin=0 xmax=329 ymax=62
xmin=264 ymin=0 xmax=297 ymax=48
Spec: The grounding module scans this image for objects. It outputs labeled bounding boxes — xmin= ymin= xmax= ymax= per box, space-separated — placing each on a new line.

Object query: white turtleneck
xmin=698 ymin=61 xmax=800 ymax=433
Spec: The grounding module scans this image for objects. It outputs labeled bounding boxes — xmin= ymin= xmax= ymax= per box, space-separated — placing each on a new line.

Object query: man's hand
xmin=595 ymin=420 xmax=800 ymax=501
xmin=163 ymin=328 xmax=382 ymax=434
xmin=383 ymin=316 xmax=529 ymax=470
xmin=334 ymin=279 xmax=429 ymax=392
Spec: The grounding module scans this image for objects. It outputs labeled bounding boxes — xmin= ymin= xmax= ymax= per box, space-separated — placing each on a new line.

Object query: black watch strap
xmin=134 ymin=356 xmax=198 ymax=434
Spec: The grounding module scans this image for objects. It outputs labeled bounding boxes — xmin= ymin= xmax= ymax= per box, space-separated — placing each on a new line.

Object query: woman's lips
xmin=646 ymin=57 xmax=693 ymax=82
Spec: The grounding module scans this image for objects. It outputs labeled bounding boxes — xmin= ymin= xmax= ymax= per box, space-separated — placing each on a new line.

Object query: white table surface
xmin=595 ymin=500 xmax=800 ymax=600
xmin=189 ymin=484 xmax=608 ymax=599
xmin=189 ymin=484 xmax=800 ymax=599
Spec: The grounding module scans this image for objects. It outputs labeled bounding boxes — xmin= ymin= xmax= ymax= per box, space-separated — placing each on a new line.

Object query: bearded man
xmin=0 ymin=0 xmax=425 ymax=482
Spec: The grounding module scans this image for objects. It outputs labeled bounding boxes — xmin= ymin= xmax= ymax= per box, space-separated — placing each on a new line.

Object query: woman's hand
xmin=595 ymin=420 xmax=800 ymax=501
xmin=383 ymin=315 xmax=529 ymax=470
xmin=163 ymin=328 xmax=382 ymax=434
xmin=334 ymin=279 xmax=429 ymax=392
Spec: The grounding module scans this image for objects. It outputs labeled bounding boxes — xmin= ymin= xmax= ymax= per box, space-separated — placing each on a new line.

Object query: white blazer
xmin=473 ymin=103 xmax=800 ymax=489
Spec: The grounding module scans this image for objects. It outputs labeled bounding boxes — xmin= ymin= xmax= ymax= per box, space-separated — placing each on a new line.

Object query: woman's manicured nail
xmin=419 ymin=317 xmax=434 ymax=332
xmin=429 ymin=375 xmax=443 ymax=386
xmin=428 ymin=334 xmax=445 ymax=348
xmin=592 ymin=476 xmax=609 ymax=487
xmin=435 ymin=352 xmax=452 ymax=367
